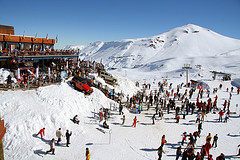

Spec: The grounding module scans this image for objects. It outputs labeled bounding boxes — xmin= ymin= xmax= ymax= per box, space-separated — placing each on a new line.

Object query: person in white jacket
xmin=56 ymin=128 xmax=63 ymax=144
xmin=46 ymin=138 xmax=55 ymax=155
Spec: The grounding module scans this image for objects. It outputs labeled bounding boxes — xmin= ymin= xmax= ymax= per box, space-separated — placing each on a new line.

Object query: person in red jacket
xmin=99 ymin=110 xmax=103 ymax=122
xmin=132 ymin=116 xmax=137 ymax=127
xmin=205 ymin=141 xmax=212 ymax=158
xmin=37 ymin=128 xmax=45 ymax=139
xmin=218 ymin=110 xmax=224 ymax=122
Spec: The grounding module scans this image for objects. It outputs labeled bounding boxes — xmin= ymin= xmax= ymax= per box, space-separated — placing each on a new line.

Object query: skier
xmin=122 ymin=115 xmax=125 ymax=125
xmin=205 ymin=141 xmax=212 ymax=159
xmin=138 ymin=103 xmax=142 ymax=114
xmin=176 ymin=115 xmax=180 ymax=123
xmin=37 ymin=128 xmax=45 ymax=140
xmin=176 ymin=146 xmax=182 ymax=160
xmin=73 ymin=115 xmax=80 ymax=124
xmin=152 ymin=114 xmax=156 ymax=125
xmin=188 ymin=133 xmax=194 ymax=146
xmin=218 ymin=110 xmax=224 ymax=122
xmin=181 ymin=150 xmax=188 ymax=160
xmin=206 ymin=133 xmax=212 ymax=142
xmin=195 ymin=152 xmax=201 ymax=160
xmin=224 ymin=111 xmax=229 ymax=123
xmin=46 ymin=138 xmax=55 ymax=155
xmin=119 ymin=104 xmax=123 ymax=115
xmin=86 ymin=147 xmax=91 ymax=160
xmin=193 ymin=131 xmax=200 ymax=144
xmin=161 ymin=135 xmax=167 ymax=147
xmin=196 ymin=113 xmax=201 ymax=123
xmin=200 ymin=145 xmax=206 ymax=160
xmin=99 ymin=110 xmax=103 ymax=122
xmin=132 ymin=116 xmax=137 ymax=127
xmin=56 ymin=128 xmax=63 ymax=144
xmin=212 ymin=134 xmax=218 ymax=148
xmin=181 ymin=132 xmax=187 ymax=145
xmin=157 ymin=146 xmax=165 ymax=160
xmin=198 ymin=122 xmax=202 ymax=135
xmin=66 ymin=130 xmax=72 ymax=147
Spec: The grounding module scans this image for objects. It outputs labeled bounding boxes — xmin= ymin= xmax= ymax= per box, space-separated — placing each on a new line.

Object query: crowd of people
xmin=124 ymin=80 xmax=239 ymax=160
xmin=33 ymin=67 xmax=239 ymax=159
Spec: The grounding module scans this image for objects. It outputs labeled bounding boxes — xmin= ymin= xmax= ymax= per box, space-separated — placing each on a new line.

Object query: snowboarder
xmin=132 ymin=116 xmax=137 ymax=127
xmin=86 ymin=147 xmax=91 ymax=160
xmin=73 ymin=115 xmax=80 ymax=124
xmin=103 ymin=121 xmax=109 ymax=129
xmin=46 ymin=138 xmax=55 ymax=155
xmin=37 ymin=128 xmax=45 ymax=140
xmin=212 ymin=134 xmax=218 ymax=148
xmin=66 ymin=130 xmax=72 ymax=147
xmin=56 ymin=128 xmax=63 ymax=144
xmin=122 ymin=115 xmax=125 ymax=125
xmin=176 ymin=146 xmax=182 ymax=160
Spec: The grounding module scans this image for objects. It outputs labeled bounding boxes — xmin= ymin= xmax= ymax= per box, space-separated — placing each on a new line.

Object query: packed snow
xmin=1 ymin=24 xmax=240 ymax=160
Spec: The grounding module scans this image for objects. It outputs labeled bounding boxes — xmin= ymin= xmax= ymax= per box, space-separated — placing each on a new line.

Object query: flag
xmin=34 ymin=33 xmax=37 ymax=41
xmin=56 ymin=35 xmax=58 ymax=43
xmin=22 ymin=31 xmax=25 ymax=39
xmin=46 ymin=34 xmax=49 ymax=41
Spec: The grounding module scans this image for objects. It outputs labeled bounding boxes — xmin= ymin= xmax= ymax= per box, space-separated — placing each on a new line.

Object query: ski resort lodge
xmin=0 ymin=24 xmax=78 ymax=69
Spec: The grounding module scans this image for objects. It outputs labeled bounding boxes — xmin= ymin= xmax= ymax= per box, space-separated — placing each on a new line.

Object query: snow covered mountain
xmin=68 ymin=24 xmax=240 ymax=80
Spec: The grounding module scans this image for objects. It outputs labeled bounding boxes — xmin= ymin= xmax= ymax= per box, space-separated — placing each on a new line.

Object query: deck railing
xmin=0 ymin=51 xmax=77 ymax=57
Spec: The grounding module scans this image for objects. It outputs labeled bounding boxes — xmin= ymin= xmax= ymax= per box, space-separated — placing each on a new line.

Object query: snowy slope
xmin=1 ymin=77 xmax=240 ymax=160
xmin=69 ymin=24 xmax=240 ymax=80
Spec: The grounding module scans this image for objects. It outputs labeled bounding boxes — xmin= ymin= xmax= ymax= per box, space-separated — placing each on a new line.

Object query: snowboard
xmin=96 ymin=128 xmax=106 ymax=134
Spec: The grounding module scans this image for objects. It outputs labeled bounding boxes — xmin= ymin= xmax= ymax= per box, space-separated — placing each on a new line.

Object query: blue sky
xmin=1 ymin=0 xmax=239 ymax=49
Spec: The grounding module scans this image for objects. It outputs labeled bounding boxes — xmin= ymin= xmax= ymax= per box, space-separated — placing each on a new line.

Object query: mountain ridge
xmin=67 ymin=24 xmax=240 ymax=78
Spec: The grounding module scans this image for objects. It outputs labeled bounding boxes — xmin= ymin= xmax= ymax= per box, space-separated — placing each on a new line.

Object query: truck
xmin=70 ymin=76 xmax=93 ymax=95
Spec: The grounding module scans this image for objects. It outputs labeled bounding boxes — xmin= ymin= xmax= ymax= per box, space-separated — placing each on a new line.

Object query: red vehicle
xmin=70 ymin=76 xmax=93 ymax=95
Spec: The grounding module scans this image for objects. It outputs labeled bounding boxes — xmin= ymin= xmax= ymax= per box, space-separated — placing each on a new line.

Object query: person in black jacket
xmin=176 ymin=146 xmax=182 ymax=160
xmin=212 ymin=134 xmax=218 ymax=148
xmin=216 ymin=153 xmax=225 ymax=160
xmin=66 ymin=130 xmax=72 ymax=147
